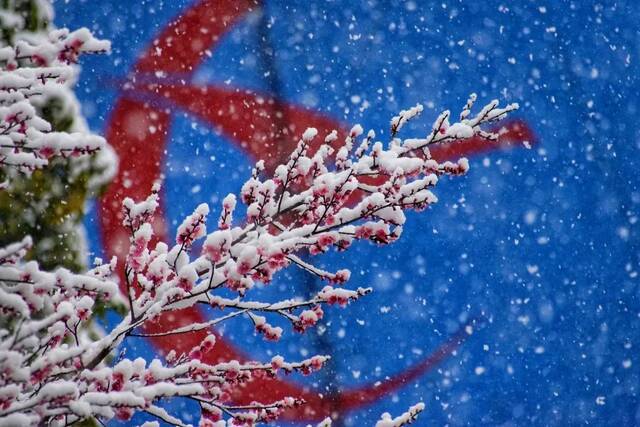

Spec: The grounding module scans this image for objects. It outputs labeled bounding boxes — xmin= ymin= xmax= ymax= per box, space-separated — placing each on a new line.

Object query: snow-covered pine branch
xmin=0 ymin=18 xmax=519 ymax=425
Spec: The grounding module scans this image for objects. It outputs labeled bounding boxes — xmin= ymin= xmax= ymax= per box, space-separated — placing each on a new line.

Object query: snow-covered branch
xmin=0 ymin=27 xmax=110 ymax=176
xmin=0 ymin=16 xmax=519 ymax=425
xmin=0 ymin=92 xmax=517 ymax=425
xmin=375 ymin=403 xmax=425 ymax=427
xmin=310 ymin=402 xmax=425 ymax=427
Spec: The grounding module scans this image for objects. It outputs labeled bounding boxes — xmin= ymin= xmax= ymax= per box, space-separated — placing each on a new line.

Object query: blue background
xmin=56 ymin=0 xmax=639 ymax=425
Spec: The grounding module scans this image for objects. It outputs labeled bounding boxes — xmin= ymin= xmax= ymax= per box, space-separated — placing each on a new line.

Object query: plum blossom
xmin=0 ymin=20 xmax=518 ymax=426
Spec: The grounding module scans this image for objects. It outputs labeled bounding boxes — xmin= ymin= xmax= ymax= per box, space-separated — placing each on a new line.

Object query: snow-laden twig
xmin=375 ymin=403 xmax=425 ymax=427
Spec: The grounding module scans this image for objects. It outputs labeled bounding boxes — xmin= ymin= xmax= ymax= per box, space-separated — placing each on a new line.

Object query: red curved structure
xmin=98 ymin=0 xmax=536 ymax=421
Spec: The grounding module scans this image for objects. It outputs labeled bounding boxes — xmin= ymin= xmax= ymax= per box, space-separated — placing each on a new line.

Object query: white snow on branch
xmin=375 ymin=403 xmax=426 ymax=427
